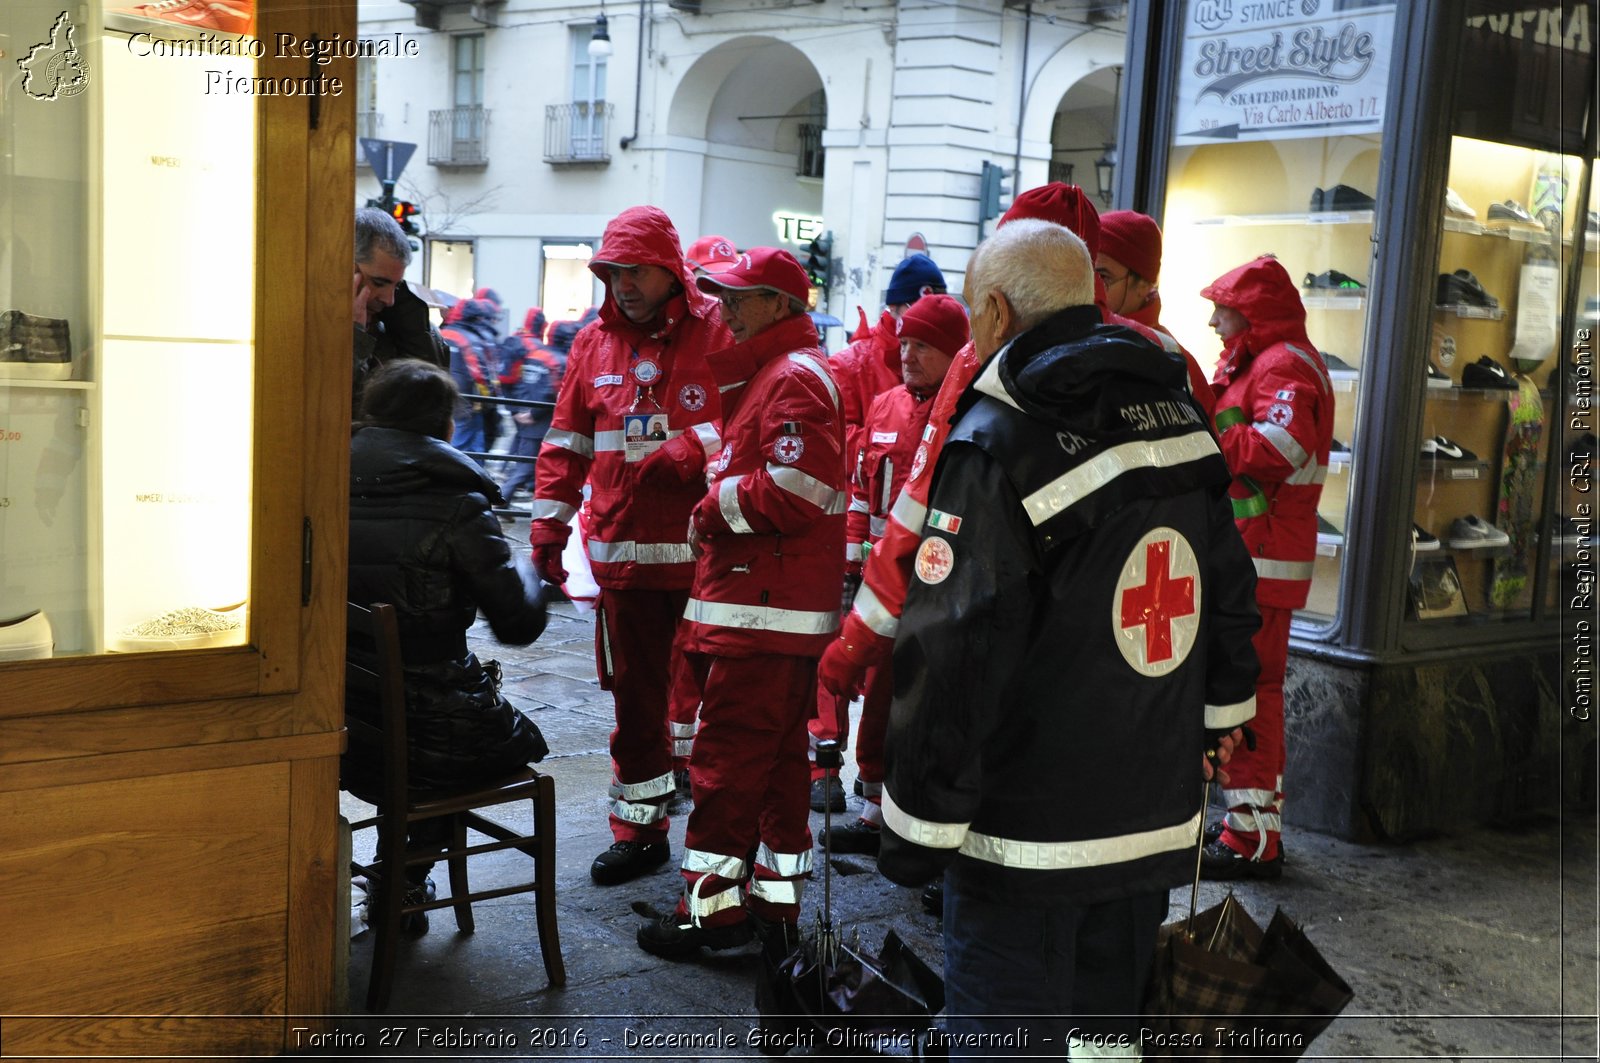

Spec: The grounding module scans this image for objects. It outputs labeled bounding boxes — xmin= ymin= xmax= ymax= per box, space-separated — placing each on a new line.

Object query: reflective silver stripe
xmin=683 ymin=848 xmax=747 ymax=879
xmin=670 ymin=721 xmax=697 ymax=739
xmin=1205 ymin=696 xmax=1256 ymax=731
xmin=692 ymin=421 xmax=721 ymax=455
xmin=881 ymin=789 xmax=968 ymax=850
xmin=610 ymin=771 xmax=674 ymax=801
xmin=1284 ymin=342 xmax=1333 ymax=396
xmin=890 ymin=489 xmax=927 ymax=533
xmin=1286 ymin=461 xmax=1328 ymax=486
xmin=719 ymin=380 xmax=746 ymax=394
xmin=859 ymin=802 xmax=884 ymax=827
xmin=748 ymin=877 xmax=804 ymax=905
xmin=1224 ymin=809 xmax=1283 ymax=835
xmin=1022 ymin=430 xmax=1220 ymax=527
xmin=869 ymin=515 xmax=888 ymax=539
xmin=1220 ymin=786 xmax=1278 ymax=808
xmin=860 ymin=779 xmax=883 ymax=799
xmin=685 ymin=879 xmax=745 ymax=921
xmin=960 ymin=808 xmax=1202 ymax=870
xmin=684 ymin=597 xmax=839 ymax=636
xmin=594 ymin=429 xmax=626 ymax=453
xmin=673 ymin=738 xmax=693 ymax=756
xmin=1255 ymin=422 xmax=1310 ymax=468
xmin=846 ymin=541 xmax=866 ymax=562
xmin=1253 ymin=557 xmax=1315 ymax=581
xmin=587 ymin=539 xmax=696 ymax=565
xmin=852 ymin=582 xmax=899 ymax=640
xmin=717 ymin=476 xmax=753 ymax=533
xmin=610 ymin=798 xmax=668 ymax=824
xmin=528 ymin=498 xmax=577 ymax=523
xmin=543 ymin=429 xmax=594 ymax=459
xmin=768 ymin=463 xmax=845 ymax=513
xmin=848 ymin=497 xmax=870 ymax=514
xmin=755 ymin=843 xmax=813 ymax=877
xmin=787 ymin=352 xmax=841 ymax=411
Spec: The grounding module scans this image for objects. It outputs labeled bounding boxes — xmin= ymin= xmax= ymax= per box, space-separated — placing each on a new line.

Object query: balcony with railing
xmin=428 ymin=106 xmax=490 ymax=168
xmin=544 ymin=102 xmax=614 ymax=167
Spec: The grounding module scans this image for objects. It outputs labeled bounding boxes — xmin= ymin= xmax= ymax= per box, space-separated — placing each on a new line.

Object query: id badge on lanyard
xmin=622 ymin=351 xmax=668 ymax=463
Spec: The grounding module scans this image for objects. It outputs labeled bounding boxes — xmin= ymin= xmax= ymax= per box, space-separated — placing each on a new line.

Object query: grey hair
xmin=971 ymin=218 xmax=1094 ymax=331
xmin=355 ymin=207 xmax=413 ymax=267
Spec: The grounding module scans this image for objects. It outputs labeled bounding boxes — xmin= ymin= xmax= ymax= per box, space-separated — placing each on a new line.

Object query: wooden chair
xmin=344 ymin=601 xmax=566 ymax=1011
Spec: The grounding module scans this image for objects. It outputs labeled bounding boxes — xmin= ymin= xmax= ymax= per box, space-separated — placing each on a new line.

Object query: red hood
xmin=1201 ymin=255 xmax=1310 ymax=358
xmin=588 ymin=206 xmax=719 ymax=332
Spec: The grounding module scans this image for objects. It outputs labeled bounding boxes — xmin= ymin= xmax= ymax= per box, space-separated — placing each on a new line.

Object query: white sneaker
xmin=1447 ymin=514 xmax=1510 ymax=549
xmin=0 ymin=609 xmax=53 ymax=661
xmin=1444 ymin=187 xmax=1477 ymax=219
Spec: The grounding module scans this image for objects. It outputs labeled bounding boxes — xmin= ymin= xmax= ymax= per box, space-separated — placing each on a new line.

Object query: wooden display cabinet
xmin=0 ymin=0 xmax=356 ymax=1054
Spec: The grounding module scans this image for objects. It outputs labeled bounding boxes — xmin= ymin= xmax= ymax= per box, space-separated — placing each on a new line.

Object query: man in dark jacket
xmin=352 ymin=207 xmax=448 ymax=418
xmin=877 ymin=219 xmax=1260 ymax=1055
xmin=441 ymin=297 xmax=504 ymax=457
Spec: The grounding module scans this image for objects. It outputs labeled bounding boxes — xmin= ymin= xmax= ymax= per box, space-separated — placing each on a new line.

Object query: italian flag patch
xmin=927 ymin=509 xmax=962 ymax=534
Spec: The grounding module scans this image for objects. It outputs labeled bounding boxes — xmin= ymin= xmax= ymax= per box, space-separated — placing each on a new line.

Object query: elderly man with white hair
xmin=876 ymin=219 xmax=1261 ymax=1058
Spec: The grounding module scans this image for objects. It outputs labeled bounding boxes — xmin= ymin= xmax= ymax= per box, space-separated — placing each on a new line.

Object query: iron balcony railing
xmin=428 ymin=105 xmax=490 ymax=167
xmin=544 ymin=102 xmax=614 ymax=166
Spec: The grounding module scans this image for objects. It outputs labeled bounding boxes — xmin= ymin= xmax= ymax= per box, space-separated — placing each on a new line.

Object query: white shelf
xmin=0 ymin=378 xmax=94 ymax=390
xmin=1302 ymin=294 xmax=1367 ymax=310
xmin=1191 ymin=210 xmax=1374 ymax=227
xmin=1434 ymin=303 xmax=1505 ymax=320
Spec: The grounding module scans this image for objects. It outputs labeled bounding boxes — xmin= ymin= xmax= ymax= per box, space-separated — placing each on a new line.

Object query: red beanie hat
xmin=1098 ymin=211 xmax=1162 ymax=283
xmin=895 ymin=293 xmax=970 ymax=360
xmin=999 ymin=183 xmax=1102 ymax=257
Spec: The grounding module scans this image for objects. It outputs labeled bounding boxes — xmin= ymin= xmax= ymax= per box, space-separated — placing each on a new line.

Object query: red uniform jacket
xmin=1205 ymin=256 xmax=1334 ymax=610
xmin=831 ymin=309 xmax=903 ymax=465
xmin=682 ymin=312 xmax=847 ymax=658
xmin=847 ymin=384 xmax=936 ymax=559
xmin=529 ymin=206 xmax=731 ymax=590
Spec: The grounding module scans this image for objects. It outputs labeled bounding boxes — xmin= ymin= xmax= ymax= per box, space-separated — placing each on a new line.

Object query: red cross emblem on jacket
xmin=1114 ymin=529 xmax=1200 ymax=676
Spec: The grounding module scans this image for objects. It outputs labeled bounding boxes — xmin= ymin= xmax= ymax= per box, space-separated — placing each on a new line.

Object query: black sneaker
xmin=809 ymin=776 xmax=847 ymax=813
xmin=1329 ymin=438 xmax=1351 ymax=460
xmin=920 ymin=882 xmax=944 ymax=918
xmin=590 ymin=839 xmax=670 ymax=885
xmin=1413 ymin=524 xmax=1441 ymax=552
xmin=1421 ymin=435 xmax=1478 ymax=462
xmin=1317 ymin=514 xmax=1344 ymax=544
xmin=1486 ymin=198 xmax=1536 ymax=226
xmin=1437 ymin=269 xmax=1499 ymax=309
xmin=1426 ymin=362 xmax=1453 ymax=389
xmin=1322 ymin=352 xmax=1359 ymax=378
xmin=636 ymin=913 xmax=755 ymax=961
xmin=1462 ymin=356 xmax=1516 ymax=390
xmin=1199 ymin=839 xmax=1284 ymax=881
xmin=1303 ymin=269 xmax=1366 ymax=291
xmin=820 ymin=820 xmax=881 ymax=855
xmin=1319 ymin=184 xmax=1376 ymax=211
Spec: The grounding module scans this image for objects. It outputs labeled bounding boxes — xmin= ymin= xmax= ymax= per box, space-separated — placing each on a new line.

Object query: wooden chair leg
xmin=533 ymin=774 xmax=567 ymax=987
xmin=367 ymin=851 xmax=405 ymax=1011
xmin=448 ymin=813 xmax=476 ymax=933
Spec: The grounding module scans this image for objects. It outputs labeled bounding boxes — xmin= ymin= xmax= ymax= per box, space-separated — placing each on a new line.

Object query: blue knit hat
xmin=885 ymin=254 xmax=946 ymax=305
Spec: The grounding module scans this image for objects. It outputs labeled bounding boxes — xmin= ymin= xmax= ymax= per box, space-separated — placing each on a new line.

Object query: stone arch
xmin=1019 ymin=32 xmax=1125 ymax=192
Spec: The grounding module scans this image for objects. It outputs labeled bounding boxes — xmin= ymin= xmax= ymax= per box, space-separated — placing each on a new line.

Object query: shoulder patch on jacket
xmin=914 ymin=536 xmax=955 ymax=584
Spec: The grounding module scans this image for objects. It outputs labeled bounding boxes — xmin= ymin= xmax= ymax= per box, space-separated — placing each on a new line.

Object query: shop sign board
xmin=1175 ymin=1 xmax=1396 ymax=146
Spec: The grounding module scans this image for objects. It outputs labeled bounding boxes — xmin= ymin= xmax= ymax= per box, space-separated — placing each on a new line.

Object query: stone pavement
xmin=324 ymin=540 xmax=1599 ymax=1062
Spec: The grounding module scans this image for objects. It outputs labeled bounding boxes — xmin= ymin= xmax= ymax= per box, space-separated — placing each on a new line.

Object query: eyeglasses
xmin=1094 ymin=268 xmax=1131 ymax=289
xmin=717 ymin=290 xmax=775 ymax=315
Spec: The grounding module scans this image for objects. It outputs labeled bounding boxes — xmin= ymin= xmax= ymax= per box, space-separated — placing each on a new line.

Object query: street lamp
xmin=586 ymin=11 xmax=612 ymax=155
xmin=1094 ymin=144 xmax=1117 ymax=206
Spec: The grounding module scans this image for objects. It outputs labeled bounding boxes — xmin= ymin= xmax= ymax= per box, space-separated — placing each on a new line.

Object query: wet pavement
xmin=322 ymin=534 xmax=1599 ymax=1062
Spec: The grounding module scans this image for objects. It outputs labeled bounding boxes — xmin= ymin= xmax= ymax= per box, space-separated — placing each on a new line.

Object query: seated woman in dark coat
xmin=346 ymin=358 xmax=549 ymax=927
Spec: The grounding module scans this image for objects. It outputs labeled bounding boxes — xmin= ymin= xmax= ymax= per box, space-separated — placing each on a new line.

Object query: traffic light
xmin=805 ymin=230 xmax=835 ymax=288
xmin=979 ymin=161 xmax=1005 ymax=222
xmin=390 ymin=200 xmax=420 ymax=236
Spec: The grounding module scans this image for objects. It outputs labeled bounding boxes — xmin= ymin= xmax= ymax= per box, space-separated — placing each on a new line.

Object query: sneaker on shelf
xmin=1329 ymin=438 xmax=1352 ymax=462
xmin=809 ymin=775 xmax=847 ymax=813
xmin=819 ymin=819 xmax=881 ymax=855
xmin=1311 ymin=184 xmax=1376 ymax=212
xmin=1426 ymin=362 xmax=1453 ymax=389
xmin=1485 ymin=198 xmax=1541 ymax=229
xmin=590 ymin=839 xmax=670 ymax=886
xmin=1413 ymin=524 xmax=1441 ymax=551
xmin=1444 ymin=187 xmax=1477 ymax=219
xmin=0 ymin=609 xmax=54 ymax=662
xmin=1462 ymin=355 xmax=1517 ymax=390
xmin=1322 ymin=352 xmax=1360 ymax=379
xmin=1421 ymin=435 xmax=1478 ymax=462
xmin=1436 ymin=269 xmax=1499 ymax=309
xmin=1307 ymin=187 xmax=1324 ymax=212
xmin=1303 ymin=269 xmax=1366 ymax=292
xmin=1447 ymin=514 xmax=1511 ymax=549
xmin=1317 ymin=514 xmax=1345 ymax=545
xmin=111 ymin=0 xmax=253 ymax=34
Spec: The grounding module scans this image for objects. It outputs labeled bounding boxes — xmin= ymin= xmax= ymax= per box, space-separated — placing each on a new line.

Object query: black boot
xmin=590 ymin=840 xmax=670 ymax=885
xmin=637 ymin=913 xmax=755 ymax=961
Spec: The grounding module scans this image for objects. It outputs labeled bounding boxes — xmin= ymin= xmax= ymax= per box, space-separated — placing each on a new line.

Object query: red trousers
xmin=595 ymin=587 xmax=688 ymax=843
xmin=677 ymin=652 xmax=816 ymax=927
xmin=850 ymin=661 xmax=893 ymax=825
xmin=667 ymin=647 xmax=701 ymax=772
xmin=808 ymin=684 xmax=852 ymax=780
xmin=1219 ymin=604 xmax=1288 ymax=860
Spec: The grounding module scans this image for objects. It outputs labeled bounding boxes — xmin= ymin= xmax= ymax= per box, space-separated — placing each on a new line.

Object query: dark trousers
xmin=943 ymin=883 xmax=1167 ymax=1059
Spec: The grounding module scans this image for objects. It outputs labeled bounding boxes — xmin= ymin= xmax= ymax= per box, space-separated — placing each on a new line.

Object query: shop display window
xmin=1156 ymin=1 xmax=1400 ymax=632
xmin=1 ymin=1 xmax=258 ymax=660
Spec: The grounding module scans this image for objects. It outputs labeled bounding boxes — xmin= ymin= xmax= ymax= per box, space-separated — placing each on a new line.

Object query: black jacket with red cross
xmin=877 ymin=305 xmax=1261 ymax=906
xmin=682 ymin=311 xmax=848 ymax=658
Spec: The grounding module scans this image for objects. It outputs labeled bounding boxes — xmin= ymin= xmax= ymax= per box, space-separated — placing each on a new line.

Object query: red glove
xmin=528 ymin=518 xmax=571 ymax=586
xmin=637 ymin=434 xmax=707 ymax=487
xmin=817 ymin=637 xmax=871 ymax=698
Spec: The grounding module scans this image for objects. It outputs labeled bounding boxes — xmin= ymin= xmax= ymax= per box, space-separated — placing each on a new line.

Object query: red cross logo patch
xmin=1113 ymin=528 xmax=1200 ymax=676
xmin=774 ymin=434 xmax=805 ymax=464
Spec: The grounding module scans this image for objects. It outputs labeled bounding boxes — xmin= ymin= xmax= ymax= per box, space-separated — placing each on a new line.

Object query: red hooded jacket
xmin=1204 ymin=255 xmax=1334 ymax=610
xmin=830 ymin=308 xmax=904 ymax=463
xmin=529 ymin=206 xmax=731 ymax=590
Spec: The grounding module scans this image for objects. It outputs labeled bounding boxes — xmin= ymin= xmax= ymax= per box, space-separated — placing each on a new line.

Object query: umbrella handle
xmin=817 ymin=739 xmax=842 ymax=922
xmin=1186 ymin=777 xmax=1211 ymax=941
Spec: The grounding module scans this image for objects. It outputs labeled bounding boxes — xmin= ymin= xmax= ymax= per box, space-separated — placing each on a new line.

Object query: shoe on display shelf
xmin=1444 ymin=187 xmax=1477 ymax=218
xmin=1447 ymin=514 xmax=1511 ymax=549
xmin=1421 ymin=435 xmax=1478 ymax=462
xmin=0 ymin=609 xmax=54 ymax=662
xmin=1436 ymin=269 xmax=1500 ymax=309
xmin=1329 ymin=438 xmax=1351 ymax=461
xmin=109 ymin=603 xmax=246 ymax=653
xmin=1309 ymin=184 xmax=1376 ymax=212
xmin=1461 ymin=355 xmax=1518 ymax=390
xmin=109 ymin=0 xmax=253 ymax=35
xmin=0 ymin=310 xmax=72 ymax=380
xmin=1413 ymin=525 xmax=1441 ymax=552
xmin=1303 ymin=269 xmax=1366 ymax=292
xmin=1317 ymin=514 xmax=1345 ymax=545
xmin=1484 ymin=198 xmax=1541 ymax=230
xmin=1322 ymin=352 xmax=1359 ymax=379
xmin=1426 ymin=362 xmax=1454 ymax=389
